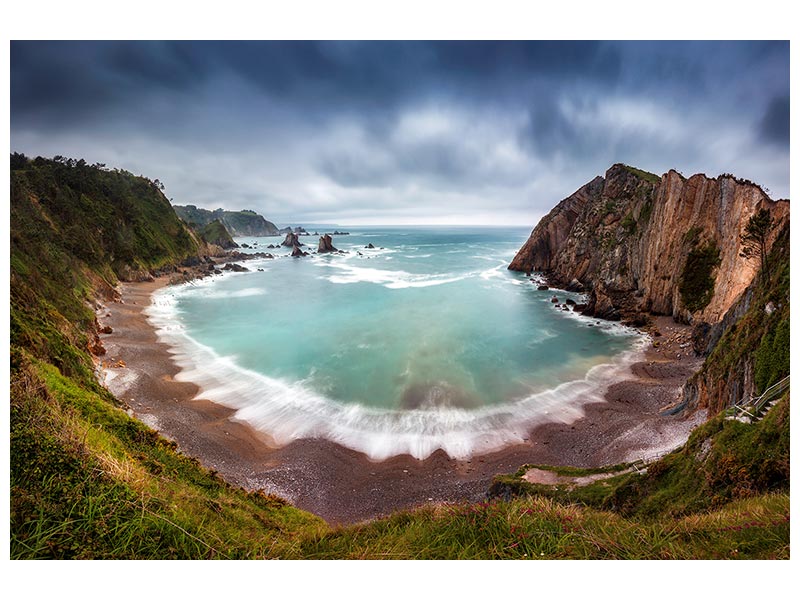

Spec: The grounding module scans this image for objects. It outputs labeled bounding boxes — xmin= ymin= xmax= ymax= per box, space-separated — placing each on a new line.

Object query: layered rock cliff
xmin=682 ymin=221 xmax=789 ymax=413
xmin=510 ymin=164 xmax=789 ymax=326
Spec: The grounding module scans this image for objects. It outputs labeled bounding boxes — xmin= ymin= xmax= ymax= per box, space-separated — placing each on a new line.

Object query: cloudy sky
xmin=10 ymin=41 xmax=790 ymax=226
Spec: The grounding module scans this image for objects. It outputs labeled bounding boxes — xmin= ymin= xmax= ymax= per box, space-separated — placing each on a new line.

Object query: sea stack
xmin=317 ymin=234 xmax=338 ymax=253
xmin=282 ymin=232 xmax=303 ymax=247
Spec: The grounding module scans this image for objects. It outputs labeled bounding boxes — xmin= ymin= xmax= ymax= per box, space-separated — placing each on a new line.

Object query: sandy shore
xmin=99 ymin=276 xmax=706 ymax=525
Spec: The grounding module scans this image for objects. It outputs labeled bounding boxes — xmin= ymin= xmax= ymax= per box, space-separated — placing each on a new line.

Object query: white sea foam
xmin=320 ymin=262 xmax=472 ymax=290
xmin=146 ymin=283 xmax=646 ymax=461
xmin=199 ymin=287 xmax=267 ymax=299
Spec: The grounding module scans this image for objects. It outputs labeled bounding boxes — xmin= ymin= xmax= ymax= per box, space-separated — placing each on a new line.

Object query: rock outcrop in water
xmin=317 ymin=234 xmax=338 ymax=253
xmin=282 ymin=232 xmax=303 ymax=248
xmin=509 ymin=164 xmax=789 ymax=326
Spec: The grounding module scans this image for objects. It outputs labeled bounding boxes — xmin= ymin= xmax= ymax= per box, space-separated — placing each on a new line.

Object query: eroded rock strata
xmin=509 ymin=164 xmax=789 ymax=326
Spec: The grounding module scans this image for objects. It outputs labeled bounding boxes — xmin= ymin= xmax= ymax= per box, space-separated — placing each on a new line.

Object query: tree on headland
xmin=10 ymin=152 xmax=28 ymax=170
xmin=740 ymin=208 xmax=773 ymax=279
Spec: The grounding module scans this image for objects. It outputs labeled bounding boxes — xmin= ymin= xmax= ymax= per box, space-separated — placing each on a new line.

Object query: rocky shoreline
xmin=93 ymin=260 xmax=706 ymax=525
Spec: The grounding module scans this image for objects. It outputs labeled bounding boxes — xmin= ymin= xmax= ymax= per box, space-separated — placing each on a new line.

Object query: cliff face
xmin=510 ymin=164 xmax=789 ymax=325
xmin=682 ymin=221 xmax=789 ymax=413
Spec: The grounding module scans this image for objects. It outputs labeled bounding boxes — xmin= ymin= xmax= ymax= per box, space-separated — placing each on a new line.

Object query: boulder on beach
xmin=566 ymin=278 xmax=585 ymax=292
xmin=537 ymin=285 xmax=549 ymax=290
xmin=551 ymin=296 xmax=559 ymax=303
xmin=565 ymin=298 xmax=576 ymax=306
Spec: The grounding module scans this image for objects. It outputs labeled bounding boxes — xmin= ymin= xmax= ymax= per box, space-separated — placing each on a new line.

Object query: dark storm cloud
xmin=10 ymin=41 xmax=790 ymax=224
xmin=12 ymin=41 xmax=623 ymax=120
xmin=759 ymin=95 xmax=790 ymax=145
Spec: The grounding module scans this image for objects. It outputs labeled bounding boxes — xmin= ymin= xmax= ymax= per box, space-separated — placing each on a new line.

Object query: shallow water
xmin=147 ymin=226 xmax=644 ymax=459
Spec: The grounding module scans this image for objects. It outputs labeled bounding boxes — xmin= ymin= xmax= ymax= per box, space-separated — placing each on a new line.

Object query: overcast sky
xmin=10 ymin=41 xmax=790 ymax=226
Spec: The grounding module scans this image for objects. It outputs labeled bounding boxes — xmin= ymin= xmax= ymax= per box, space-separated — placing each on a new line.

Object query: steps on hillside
xmin=725 ymin=376 xmax=788 ymax=424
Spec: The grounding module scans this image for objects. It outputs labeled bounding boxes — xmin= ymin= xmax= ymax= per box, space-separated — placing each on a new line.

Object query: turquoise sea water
xmin=147 ymin=227 xmax=643 ymax=459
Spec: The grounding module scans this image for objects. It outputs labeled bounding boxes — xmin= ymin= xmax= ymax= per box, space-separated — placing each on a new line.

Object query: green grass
xmin=293 ymin=494 xmax=788 ymax=559
xmin=489 ymin=393 xmax=789 ymax=522
xmin=11 ymin=351 xmax=325 ymax=559
xmin=199 ymin=220 xmax=237 ymax=249
xmin=622 ymin=164 xmax=661 ymax=184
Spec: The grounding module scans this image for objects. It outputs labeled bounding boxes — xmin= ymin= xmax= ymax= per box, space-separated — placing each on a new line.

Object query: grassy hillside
xmin=9 ymin=154 xmax=790 ymax=559
xmin=489 ymin=394 xmax=788 ymax=520
xmin=173 ymin=204 xmax=279 ymax=236
xmin=10 ymin=154 xmax=199 ymax=380
xmin=199 ymin=219 xmax=238 ymax=249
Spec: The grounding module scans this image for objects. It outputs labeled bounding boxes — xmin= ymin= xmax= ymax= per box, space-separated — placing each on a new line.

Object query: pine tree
xmin=740 ymin=208 xmax=773 ymax=279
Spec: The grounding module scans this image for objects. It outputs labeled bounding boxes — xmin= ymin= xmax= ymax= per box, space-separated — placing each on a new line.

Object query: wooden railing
xmin=727 ymin=375 xmax=789 ymax=421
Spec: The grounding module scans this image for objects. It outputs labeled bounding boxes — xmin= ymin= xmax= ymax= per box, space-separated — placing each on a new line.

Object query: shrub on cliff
xmin=680 ymin=242 xmax=721 ymax=312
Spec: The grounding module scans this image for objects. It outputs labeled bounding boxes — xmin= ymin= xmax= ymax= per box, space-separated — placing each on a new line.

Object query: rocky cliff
xmin=682 ymin=221 xmax=789 ymax=413
xmin=509 ymin=164 xmax=789 ymax=326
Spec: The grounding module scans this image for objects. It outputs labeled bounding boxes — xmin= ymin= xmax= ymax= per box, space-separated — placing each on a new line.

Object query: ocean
xmin=146 ymin=226 xmax=644 ymax=460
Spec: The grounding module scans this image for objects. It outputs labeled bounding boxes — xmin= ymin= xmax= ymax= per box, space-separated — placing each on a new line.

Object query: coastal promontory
xmin=510 ymin=164 xmax=789 ymax=325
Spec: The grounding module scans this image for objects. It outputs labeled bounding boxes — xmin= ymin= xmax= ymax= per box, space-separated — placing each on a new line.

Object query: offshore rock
xmin=282 ymin=232 xmax=303 ymax=247
xmin=222 ymin=263 xmax=249 ymax=272
xmin=317 ymin=234 xmax=338 ymax=253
